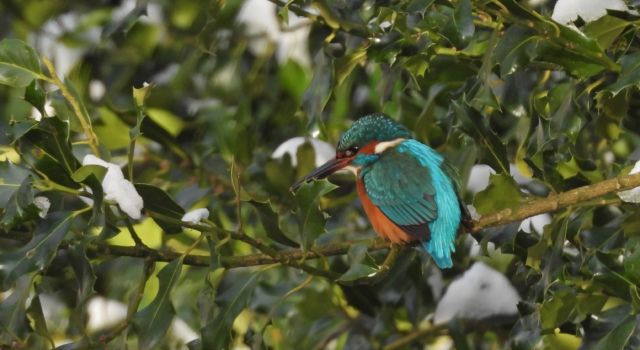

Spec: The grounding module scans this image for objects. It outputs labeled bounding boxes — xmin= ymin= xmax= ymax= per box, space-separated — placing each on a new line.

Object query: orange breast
xmin=356 ymin=179 xmax=414 ymax=243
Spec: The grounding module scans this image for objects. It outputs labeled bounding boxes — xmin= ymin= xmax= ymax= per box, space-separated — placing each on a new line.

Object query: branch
xmin=267 ymin=0 xmax=372 ymax=38
xmin=383 ymin=324 xmax=448 ymax=350
xmin=2 ymin=173 xmax=640 ymax=269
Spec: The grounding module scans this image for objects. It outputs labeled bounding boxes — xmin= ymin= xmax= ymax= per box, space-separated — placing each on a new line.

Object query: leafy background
xmin=1 ymin=0 xmax=640 ymax=349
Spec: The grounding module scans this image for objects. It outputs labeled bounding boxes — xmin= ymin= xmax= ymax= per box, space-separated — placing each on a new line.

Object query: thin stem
xmin=383 ymin=323 xmax=448 ymax=350
xmin=183 ymin=233 xmax=205 ymax=256
xmin=118 ymin=207 xmax=150 ymax=250
xmin=42 ymin=56 xmax=100 ymax=155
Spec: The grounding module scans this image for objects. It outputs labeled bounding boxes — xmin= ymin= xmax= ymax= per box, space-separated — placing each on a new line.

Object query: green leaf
xmin=453 ymin=100 xmax=509 ymax=174
xmin=0 ymin=39 xmax=45 ymax=87
xmin=338 ymin=263 xmax=379 ymax=282
xmin=95 ymin=107 xmax=131 ymax=150
xmin=201 ymin=270 xmax=262 ymax=349
xmin=295 ymin=141 xmax=317 ymax=181
xmin=135 ymin=184 xmax=185 ymax=234
xmin=623 ymin=239 xmax=640 ymax=282
xmin=80 ymin=173 xmax=105 ymax=225
xmin=494 ymin=26 xmax=540 ymax=77
xmin=294 ymin=180 xmax=337 ymax=249
xmin=146 ymin=108 xmax=184 ymax=138
xmin=539 ymin=289 xmax=577 ymax=330
xmin=26 ymin=295 xmax=54 ymax=347
xmin=250 ymin=200 xmax=299 ymax=247
xmin=0 ymin=176 xmax=39 ymax=228
xmin=68 ymin=243 xmax=96 ymax=303
xmin=133 ymin=258 xmax=183 ymax=350
xmin=494 ymin=24 xmax=612 ymax=78
xmin=496 ymin=0 xmax=616 ymax=76
xmin=25 ymin=80 xmax=46 ymax=117
xmin=279 ymin=60 xmax=310 ymax=102
xmin=337 ymin=243 xmax=381 ymax=282
xmin=334 ymin=47 xmax=367 ymax=86
xmin=604 ymin=52 xmax=640 ymax=96
xmin=133 ymin=83 xmax=152 ymax=107
xmin=591 ymin=315 xmax=637 ymax=350
xmin=582 ymin=15 xmax=631 ymax=50
xmin=473 ymin=174 xmax=522 ymax=215
xmin=71 ymin=165 xmax=107 ymax=183
xmin=0 ymin=162 xmax=32 ymax=206
xmin=102 ymin=2 xmax=146 ymax=38
xmin=6 ymin=120 xmax=38 ymax=143
xmin=302 ymin=52 xmax=334 ymax=125
xmin=402 ymin=54 xmax=430 ymax=78
xmin=0 ymin=275 xmax=31 ymax=344
xmin=139 ymin=116 xmax=190 ymax=160
xmin=452 ymin=0 xmax=474 ymax=46
xmin=21 ymin=117 xmax=78 ymax=174
xmin=0 ymin=213 xmax=74 ymax=291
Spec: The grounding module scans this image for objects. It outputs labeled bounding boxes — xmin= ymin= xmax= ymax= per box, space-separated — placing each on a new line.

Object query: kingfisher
xmin=292 ymin=114 xmax=470 ymax=268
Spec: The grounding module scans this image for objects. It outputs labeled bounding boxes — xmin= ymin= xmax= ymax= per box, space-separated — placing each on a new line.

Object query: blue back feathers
xmin=396 ymin=140 xmax=461 ymax=268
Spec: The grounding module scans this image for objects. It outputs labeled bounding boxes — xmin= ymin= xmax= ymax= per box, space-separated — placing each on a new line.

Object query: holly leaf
xmin=0 ymin=276 xmax=32 ymax=344
xmin=0 ymin=39 xmax=45 ymax=87
xmin=250 ymin=200 xmax=299 ymax=247
xmin=294 ymin=180 xmax=337 ymax=249
xmin=132 ymin=258 xmax=183 ymax=350
xmin=201 ymin=270 xmax=262 ymax=349
xmin=473 ymin=174 xmax=522 ymax=215
xmin=604 ymin=52 xmax=640 ymax=96
xmin=135 ymin=184 xmax=185 ymax=234
xmin=0 ymin=161 xmax=33 ymax=206
xmin=0 ymin=213 xmax=74 ymax=291
xmin=453 ymin=100 xmax=509 ymax=174
xmin=25 ymin=80 xmax=46 ymax=117
xmin=0 ymin=176 xmax=39 ymax=228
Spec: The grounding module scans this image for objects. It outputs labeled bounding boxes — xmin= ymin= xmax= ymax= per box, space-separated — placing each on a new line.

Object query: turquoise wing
xmin=362 ymin=148 xmax=437 ymax=240
xmin=363 ymin=140 xmax=463 ymax=269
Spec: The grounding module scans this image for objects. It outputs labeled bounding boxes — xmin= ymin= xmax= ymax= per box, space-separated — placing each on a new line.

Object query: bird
xmin=292 ymin=113 xmax=471 ymax=268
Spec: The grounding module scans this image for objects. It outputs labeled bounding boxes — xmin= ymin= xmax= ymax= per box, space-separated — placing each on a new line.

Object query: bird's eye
xmin=344 ymin=146 xmax=359 ymax=157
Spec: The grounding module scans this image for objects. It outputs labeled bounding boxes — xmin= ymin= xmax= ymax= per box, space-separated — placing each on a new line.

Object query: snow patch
xmin=434 ymin=262 xmax=520 ymax=324
xmin=237 ymin=0 xmax=311 ymax=67
xmin=86 ymin=296 xmax=198 ymax=344
xmin=34 ymin=196 xmax=51 ymax=219
xmin=618 ymin=160 xmax=640 ymax=203
xmin=181 ymin=208 xmax=210 ymax=224
xmin=552 ymin=0 xmax=628 ymax=24
xmin=272 ymin=137 xmax=335 ymax=167
xmin=466 ymin=164 xmax=495 ymax=194
xmin=518 ymin=213 xmax=551 ymax=234
xmin=30 ymin=100 xmax=56 ymax=121
xmin=82 ymin=155 xmax=144 ymax=219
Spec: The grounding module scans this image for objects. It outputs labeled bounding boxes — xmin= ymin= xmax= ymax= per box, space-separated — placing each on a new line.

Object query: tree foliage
xmin=1 ymin=0 xmax=640 ymax=349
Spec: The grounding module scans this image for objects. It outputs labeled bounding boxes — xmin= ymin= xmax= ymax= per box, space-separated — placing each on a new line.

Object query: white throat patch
xmin=341 ymin=165 xmax=359 ymax=175
xmin=374 ymin=138 xmax=406 ymax=154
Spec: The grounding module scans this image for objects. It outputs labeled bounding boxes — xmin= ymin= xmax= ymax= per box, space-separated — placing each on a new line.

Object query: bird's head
xmin=291 ymin=113 xmax=410 ymax=190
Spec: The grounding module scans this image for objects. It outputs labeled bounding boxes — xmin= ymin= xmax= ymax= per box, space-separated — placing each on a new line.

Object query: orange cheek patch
xmin=359 ymin=141 xmax=379 ymax=155
xmin=356 ymin=180 xmax=414 ymax=243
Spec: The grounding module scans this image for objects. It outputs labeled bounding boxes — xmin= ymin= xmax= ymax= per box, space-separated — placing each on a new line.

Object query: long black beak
xmin=291 ymin=157 xmax=351 ymax=191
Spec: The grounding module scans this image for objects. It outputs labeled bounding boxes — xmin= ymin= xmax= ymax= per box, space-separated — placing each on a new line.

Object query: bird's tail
xmin=423 ymin=240 xmax=454 ymax=269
